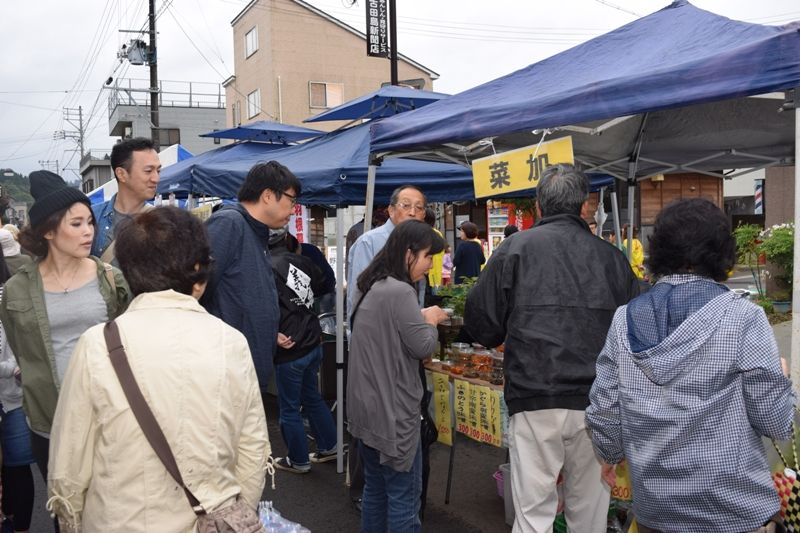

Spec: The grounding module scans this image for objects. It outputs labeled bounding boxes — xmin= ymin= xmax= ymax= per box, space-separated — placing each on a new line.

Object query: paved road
xmin=28 ymin=395 xmax=510 ymax=532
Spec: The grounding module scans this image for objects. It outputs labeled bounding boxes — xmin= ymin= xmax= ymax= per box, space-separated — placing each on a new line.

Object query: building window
xmin=158 ymin=128 xmax=181 ymax=147
xmin=83 ymin=179 xmax=95 ymax=193
xmin=247 ymin=89 xmax=261 ymax=119
xmin=245 ymin=26 xmax=258 ymax=58
xmin=309 ymin=82 xmax=344 ymax=109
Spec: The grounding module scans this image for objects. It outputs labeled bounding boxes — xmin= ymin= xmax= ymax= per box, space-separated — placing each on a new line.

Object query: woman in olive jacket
xmin=0 ymin=171 xmax=130 ymax=491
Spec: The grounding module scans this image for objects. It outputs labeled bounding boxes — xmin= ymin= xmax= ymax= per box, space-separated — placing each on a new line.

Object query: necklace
xmin=51 ymin=262 xmax=82 ymax=294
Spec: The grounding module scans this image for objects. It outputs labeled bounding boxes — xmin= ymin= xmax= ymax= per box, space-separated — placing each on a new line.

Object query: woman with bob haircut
xmin=452 ymin=221 xmax=485 ymax=284
xmin=0 ymin=171 xmax=130 ymax=508
xmin=586 ymin=198 xmax=793 ymax=533
xmin=47 ymin=207 xmax=271 ymax=532
xmin=347 ymin=219 xmax=449 ymax=533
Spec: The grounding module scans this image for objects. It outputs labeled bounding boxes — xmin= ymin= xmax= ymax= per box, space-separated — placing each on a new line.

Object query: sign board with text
xmin=471 ymin=136 xmax=574 ymax=199
xmin=365 ymin=0 xmax=389 ymax=57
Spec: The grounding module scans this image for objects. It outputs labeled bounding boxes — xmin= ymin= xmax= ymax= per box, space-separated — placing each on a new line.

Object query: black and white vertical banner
xmin=366 ymin=0 xmax=389 ymax=57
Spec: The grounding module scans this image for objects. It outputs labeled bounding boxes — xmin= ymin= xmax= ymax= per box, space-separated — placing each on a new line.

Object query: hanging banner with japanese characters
xmin=454 ymin=379 xmax=470 ymax=435
xmin=471 ymin=136 xmax=575 ymax=199
xmin=365 ymin=0 xmax=389 ymax=57
xmin=432 ymin=372 xmax=453 ymax=446
xmin=467 ymin=383 xmax=481 ymax=440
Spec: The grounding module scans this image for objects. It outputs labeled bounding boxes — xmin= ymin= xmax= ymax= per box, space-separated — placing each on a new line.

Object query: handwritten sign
xmin=471 ymin=136 xmax=574 ymax=198
xmin=454 ymin=379 xmax=470 ymax=436
xmin=432 ymin=372 xmax=453 ymax=446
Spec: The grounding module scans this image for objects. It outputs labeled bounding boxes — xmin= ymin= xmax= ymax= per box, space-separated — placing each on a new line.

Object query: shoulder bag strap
xmin=349 ymin=289 xmax=369 ymax=332
xmin=102 ymin=321 xmax=206 ymax=515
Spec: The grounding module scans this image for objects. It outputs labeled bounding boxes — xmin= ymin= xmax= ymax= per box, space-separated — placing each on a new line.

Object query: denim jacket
xmin=0 ymin=257 xmax=130 ymax=433
xmin=90 ymin=194 xmax=117 ymax=258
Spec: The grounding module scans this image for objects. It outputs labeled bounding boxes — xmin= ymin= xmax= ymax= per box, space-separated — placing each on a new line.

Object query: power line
xmin=165 ymin=3 xmax=277 ymax=120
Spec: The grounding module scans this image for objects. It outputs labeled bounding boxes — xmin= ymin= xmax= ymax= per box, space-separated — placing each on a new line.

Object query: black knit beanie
xmin=28 ymin=170 xmax=92 ymax=228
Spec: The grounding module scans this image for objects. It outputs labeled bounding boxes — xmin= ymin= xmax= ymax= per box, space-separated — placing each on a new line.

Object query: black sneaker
xmin=274 ymin=457 xmax=310 ymax=474
xmin=309 ymin=445 xmax=346 ymax=463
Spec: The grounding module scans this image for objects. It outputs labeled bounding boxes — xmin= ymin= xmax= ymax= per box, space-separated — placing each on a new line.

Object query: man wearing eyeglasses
xmin=201 ymin=161 xmax=301 ymax=400
xmin=346 ymin=184 xmax=427 ymax=321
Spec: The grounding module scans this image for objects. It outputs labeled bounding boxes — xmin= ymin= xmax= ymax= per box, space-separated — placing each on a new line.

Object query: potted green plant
xmin=759 ymin=222 xmax=793 ymax=313
xmin=436 ymin=277 xmax=478 ymax=348
xmin=733 ymin=223 xmax=769 ymax=311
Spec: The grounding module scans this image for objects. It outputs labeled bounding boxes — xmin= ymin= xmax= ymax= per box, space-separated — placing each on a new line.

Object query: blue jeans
xmin=274 ymin=345 xmax=337 ymax=466
xmin=361 ymin=438 xmax=422 ymax=533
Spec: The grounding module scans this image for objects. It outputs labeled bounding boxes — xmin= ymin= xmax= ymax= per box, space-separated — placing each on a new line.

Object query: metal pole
xmin=335 ymin=207 xmax=345 ymax=473
xmin=611 ymin=188 xmax=622 ymax=251
xmin=389 ymin=0 xmax=398 ymax=85
xmin=364 ymin=163 xmax=378 ymax=233
xmin=148 ymin=0 xmax=160 ymax=149
xmin=78 ymin=106 xmax=85 ymax=158
xmin=791 ymin=87 xmax=800 ymax=393
xmin=626 ymin=181 xmax=635 ymax=259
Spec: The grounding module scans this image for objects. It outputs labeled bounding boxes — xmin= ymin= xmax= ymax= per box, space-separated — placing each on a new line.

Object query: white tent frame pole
xmin=791 ymin=88 xmax=800 ymax=394
xmin=335 ymin=207 xmax=345 ymax=473
xmin=627 ymin=180 xmax=635 ymax=259
xmin=611 ymin=188 xmax=622 ymax=251
xmin=364 ymin=163 xmax=378 ymax=233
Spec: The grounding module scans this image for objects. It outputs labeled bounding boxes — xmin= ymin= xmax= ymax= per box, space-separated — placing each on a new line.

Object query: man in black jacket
xmin=464 ymin=164 xmax=639 ymax=533
xmin=269 ymin=230 xmax=338 ymax=474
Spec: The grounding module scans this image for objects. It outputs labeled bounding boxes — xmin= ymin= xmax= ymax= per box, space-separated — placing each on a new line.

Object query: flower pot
xmin=772 ymin=300 xmax=791 ymax=314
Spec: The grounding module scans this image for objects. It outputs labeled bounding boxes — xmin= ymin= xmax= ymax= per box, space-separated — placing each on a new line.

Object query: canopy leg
xmin=336 ymin=207 xmax=345 ymax=473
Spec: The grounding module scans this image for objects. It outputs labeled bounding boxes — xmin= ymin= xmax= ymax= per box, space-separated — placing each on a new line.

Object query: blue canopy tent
xmin=158 ymin=141 xmax=286 ymax=198
xmin=159 ymin=122 xmax=613 ymax=203
xmin=367 ymin=1 xmax=800 ymax=386
xmin=304 ymin=85 xmax=449 ymax=123
xmin=199 ymin=120 xmax=323 ymax=143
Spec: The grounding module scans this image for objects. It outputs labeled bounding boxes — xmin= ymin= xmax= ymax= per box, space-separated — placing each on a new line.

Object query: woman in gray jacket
xmin=347 ymin=220 xmax=448 ymax=533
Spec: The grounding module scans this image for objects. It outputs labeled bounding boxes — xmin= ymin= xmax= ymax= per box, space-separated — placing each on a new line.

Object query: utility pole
xmin=61 ymin=106 xmax=85 ymax=158
xmin=38 ymin=160 xmax=59 ymax=174
xmin=389 ymin=0 xmax=398 ymax=85
xmin=148 ymin=0 xmax=160 ymax=150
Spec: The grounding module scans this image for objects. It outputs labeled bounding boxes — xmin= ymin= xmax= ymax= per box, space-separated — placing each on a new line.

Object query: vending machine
xmin=486 ymin=201 xmax=535 ymax=255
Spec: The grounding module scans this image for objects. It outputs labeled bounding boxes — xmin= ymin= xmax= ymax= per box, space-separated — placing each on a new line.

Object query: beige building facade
xmin=225 ymin=0 xmax=438 ymax=131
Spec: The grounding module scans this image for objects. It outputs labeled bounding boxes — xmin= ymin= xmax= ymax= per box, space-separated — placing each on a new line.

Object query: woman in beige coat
xmin=47 ymin=207 xmax=272 ymax=532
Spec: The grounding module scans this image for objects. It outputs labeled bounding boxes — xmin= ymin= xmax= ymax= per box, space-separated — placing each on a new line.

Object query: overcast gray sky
xmin=1 ymin=0 xmax=797 ymax=178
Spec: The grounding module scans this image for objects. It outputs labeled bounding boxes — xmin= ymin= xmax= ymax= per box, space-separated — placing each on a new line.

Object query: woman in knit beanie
xmin=0 ymin=171 xmax=130 ymax=521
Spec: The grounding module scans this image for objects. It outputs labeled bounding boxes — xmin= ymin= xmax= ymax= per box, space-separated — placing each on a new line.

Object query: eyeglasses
xmin=395 ymin=202 xmax=426 ymax=213
xmin=280 ymin=190 xmax=298 ymax=206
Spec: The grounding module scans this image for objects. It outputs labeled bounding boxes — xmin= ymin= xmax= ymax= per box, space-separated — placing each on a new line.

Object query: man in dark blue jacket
xmin=201 ymin=161 xmax=301 ymax=395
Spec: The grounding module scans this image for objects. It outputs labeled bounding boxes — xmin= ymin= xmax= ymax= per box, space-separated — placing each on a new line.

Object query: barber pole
xmin=754 ymin=179 xmax=764 ymax=215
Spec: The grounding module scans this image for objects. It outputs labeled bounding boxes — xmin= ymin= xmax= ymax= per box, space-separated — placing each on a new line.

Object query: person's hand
xmin=781 ymin=357 xmax=790 ymax=377
xmin=422 ymin=306 xmax=449 ymax=326
xmin=601 ymin=462 xmax=617 ymax=488
xmin=277 ymin=333 xmax=295 ymax=349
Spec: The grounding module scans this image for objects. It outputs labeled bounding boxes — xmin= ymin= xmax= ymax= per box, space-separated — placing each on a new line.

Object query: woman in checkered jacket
xmin=586 ymin=198 xmax=794 ymax=533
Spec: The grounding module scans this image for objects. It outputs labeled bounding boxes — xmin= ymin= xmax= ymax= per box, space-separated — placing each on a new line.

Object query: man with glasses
xmin=201 ymin=161 xmax=301 ymax=398
xmin=347 ymin=185 xmax=427 ymax=321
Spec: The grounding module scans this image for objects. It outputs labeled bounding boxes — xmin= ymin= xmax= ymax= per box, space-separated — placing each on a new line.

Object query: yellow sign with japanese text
xmin=467 ymin=383 xmax=480 ymax=441
xmin=471 ymin=136 xmax=575 ymax=199
xmin=432 ymin=372 xmax=453 ymax=446
xmin=454 ymin=379 xmax=470 ymax=436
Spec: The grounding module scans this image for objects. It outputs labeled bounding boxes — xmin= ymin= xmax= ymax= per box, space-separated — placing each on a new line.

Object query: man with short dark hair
xmin=464 ymin=164 xmax=639 ymax=533
xmin=201 ymin=161 xmax=301 ymax=392
xmin=91 ymin=137 xmax=161 ymax=263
